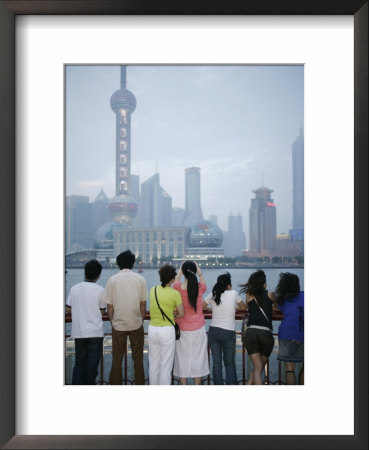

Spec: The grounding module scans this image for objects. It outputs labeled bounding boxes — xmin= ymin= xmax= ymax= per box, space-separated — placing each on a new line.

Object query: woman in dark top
xmin=240 ymin=270 xmax=275 ymax=385
xmin=274 ymin=272 xmax=304 ymax=385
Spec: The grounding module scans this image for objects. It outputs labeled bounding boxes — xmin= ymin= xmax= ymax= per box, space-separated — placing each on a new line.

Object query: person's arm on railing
xmin=237 ymin=300 xmax=247 ymax=311
xmin=202 ymin=301 xmax=210 ymax=310
xmin=268 ymin=291 xmax=279 ymax=311
xmin=202 ymin=292 xmax=211 ymax=310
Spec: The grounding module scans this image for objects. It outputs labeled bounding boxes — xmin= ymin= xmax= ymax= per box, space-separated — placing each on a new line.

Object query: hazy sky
xmin=66 ymin=65 xmax=303 ymax=237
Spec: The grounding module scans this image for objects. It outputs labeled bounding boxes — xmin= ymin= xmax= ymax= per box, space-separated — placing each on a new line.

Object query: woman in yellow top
xmin=148 ymin=265 xmax=184 ymax=385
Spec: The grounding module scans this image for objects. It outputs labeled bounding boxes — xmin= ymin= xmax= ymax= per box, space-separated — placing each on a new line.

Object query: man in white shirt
xmin=103 ymin=250 xmax=147 ymax=385
xmin=66 ymin=260 xmax=106 ymax=385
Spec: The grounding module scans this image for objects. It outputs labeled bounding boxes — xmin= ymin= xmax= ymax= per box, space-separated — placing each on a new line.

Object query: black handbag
xmin=154 ymin=286 xmax=180 ymax=340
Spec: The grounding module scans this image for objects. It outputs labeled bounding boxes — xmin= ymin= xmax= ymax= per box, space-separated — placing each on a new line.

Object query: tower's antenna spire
xmin=120 ymin=65 xmax=127 ymax=89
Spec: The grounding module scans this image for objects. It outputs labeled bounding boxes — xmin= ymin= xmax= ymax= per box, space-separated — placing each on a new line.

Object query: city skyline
xmin=66 ymin=65 xmax=304 ymax=234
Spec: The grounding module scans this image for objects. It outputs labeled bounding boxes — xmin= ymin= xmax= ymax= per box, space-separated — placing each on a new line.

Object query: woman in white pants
xmin=148 ymin=265 xmax=184 ymax=385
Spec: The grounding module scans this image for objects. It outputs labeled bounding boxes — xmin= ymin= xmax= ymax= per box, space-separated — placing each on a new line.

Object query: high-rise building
xmin=108 ymin=65 xmax=138 ymax=225
xmin=66 ymin=195 xmax=94 ymax=249
xmin=224 ymin=213 xmax=246 ymax=257
xmin=93 ymin=188 xmax=110 ymax=233
xmin=172 ymin=207 xmax=185 ymax=226
xmin=141 ymin=173 xmax=172 ymax=228
xmin=291 ymin=128 xmax=304 ymax=241
xmin=182 ymin=166 xmax=203 ymax=226
xmin=249 ymin=186 xmax=277 ymax=253
xmin=130 ymin=174 xmax=141 ymax=227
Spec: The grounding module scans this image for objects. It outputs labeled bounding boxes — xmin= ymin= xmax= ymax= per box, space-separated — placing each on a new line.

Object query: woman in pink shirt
xmin=172 ymin=261 xmax=210 ymax=385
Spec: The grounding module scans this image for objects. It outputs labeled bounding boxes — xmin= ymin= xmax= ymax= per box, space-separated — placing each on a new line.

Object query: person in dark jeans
xmin=203 ymin=272 xmax=246 ymax=384
xmin=66 ymin=260 xmax=106 ymax=385
xmin=72 ymin=337 xmax=104 ymax=385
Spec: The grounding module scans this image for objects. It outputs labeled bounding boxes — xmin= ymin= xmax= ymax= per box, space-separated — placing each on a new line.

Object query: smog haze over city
xmin=66 ymin=65 xmax=304 ymax=238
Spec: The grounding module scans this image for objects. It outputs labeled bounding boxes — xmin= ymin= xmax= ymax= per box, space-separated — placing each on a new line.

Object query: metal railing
xmin=65 ymin=310 xmax=302 ymax=385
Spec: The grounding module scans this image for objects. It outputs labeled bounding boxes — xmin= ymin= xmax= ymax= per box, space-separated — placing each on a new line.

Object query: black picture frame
xmin=0 ymin=1 xmax=367 ymax=449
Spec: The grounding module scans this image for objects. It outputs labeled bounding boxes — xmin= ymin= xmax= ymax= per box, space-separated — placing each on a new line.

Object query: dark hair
xmin=158 ymin=265 xmax=177 ymax=288
xmin=116 ymin=250 xmax=135 ymax=270
xmin=239 ymin=269 xmax=266 ymax=306
xmin=275 ymin=272 xmax=300 ymax=305
xmin=181 ymin=260 xmax=198 ymax=312
xmin=212 ymin=272 xmax=232 ymax=306
xmin=84 ymin=259 xmax=102 ymax=281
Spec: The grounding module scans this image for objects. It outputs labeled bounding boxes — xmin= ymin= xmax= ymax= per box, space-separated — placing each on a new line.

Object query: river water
xmin=65 ymin=267 xmax=304 ymax=384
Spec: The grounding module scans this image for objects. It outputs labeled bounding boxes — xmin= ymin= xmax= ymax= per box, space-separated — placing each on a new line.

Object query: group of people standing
xmin=66 ymin=250 xmax=304 ymax=386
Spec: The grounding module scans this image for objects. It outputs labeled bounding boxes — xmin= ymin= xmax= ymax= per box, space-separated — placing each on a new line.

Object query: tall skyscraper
xmin=249 ymin=186 xmax=277 ymax=253
xmin=291 ymin=128 xmax=304 ymax=241
xmin=141 ymin=173 xmax=172 ymax=228
xmin=225 ymin=213 xmax=246 ymax=257
xmin=93 ymin=189 xmax=110 ymax=233
xmin=108 ymin=65 xmax=138 ymax=225
xmin=172 ymin=207 xmax=185 ymax=226
xmin=66 ymin=195 xmax=94 ymax=249
xmin=182 ymin=166 xmax=203 ymax=226
xmin=130 ymin=174 xmax=141 ymax=227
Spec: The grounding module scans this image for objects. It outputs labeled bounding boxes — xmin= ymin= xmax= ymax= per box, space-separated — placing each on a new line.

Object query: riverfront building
xmin=249 ymin=186 xmax=277 ymax=255
xmin=113 ymin=226 xmax=187 ymax=263
xmin=186 ymin=220 xmax=224 ymax=260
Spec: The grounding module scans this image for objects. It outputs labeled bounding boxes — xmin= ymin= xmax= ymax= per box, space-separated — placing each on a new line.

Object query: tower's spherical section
xmin=110 ymin=89 xmax=136 ymax=113
xmin=188 ymin=220 xmax=223 ymax=248
xmin=108 ymin=194 xmax=138 ymax=224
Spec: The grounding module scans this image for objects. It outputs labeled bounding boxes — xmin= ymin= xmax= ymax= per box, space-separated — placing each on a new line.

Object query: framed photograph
xmin=0 ymin=1 xmax=367 ymax=449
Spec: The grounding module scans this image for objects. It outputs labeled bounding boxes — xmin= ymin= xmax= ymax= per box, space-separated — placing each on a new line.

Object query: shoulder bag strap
xmin=256 ymin=302 xmax=272 ymax=329
xmin=154 ymin=286 xmax=175 ymax=326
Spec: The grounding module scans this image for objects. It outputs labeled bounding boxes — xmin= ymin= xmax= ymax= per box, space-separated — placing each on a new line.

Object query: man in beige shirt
xmin=103 ymin=250 xmax=147 ymax=385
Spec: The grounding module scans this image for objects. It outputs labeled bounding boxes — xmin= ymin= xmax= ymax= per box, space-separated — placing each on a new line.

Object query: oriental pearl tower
xmin=108 ymin=66 xmax=138 ymax=225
